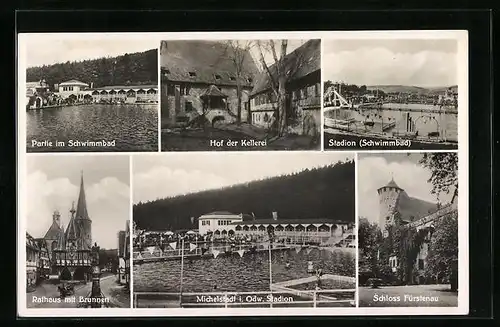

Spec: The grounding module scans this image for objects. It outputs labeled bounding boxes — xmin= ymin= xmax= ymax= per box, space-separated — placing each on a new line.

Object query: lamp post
xmin=90 ymin=242 xmax=103 ymax=308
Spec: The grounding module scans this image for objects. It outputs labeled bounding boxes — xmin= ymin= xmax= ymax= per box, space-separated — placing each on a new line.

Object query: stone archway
xmin=211 ymin=115 xmax=225 ymax=126
xmin=60 ymin=267 xmax=72 ymax=281
xmin=73 ymin=267 xmax=88 ymax=281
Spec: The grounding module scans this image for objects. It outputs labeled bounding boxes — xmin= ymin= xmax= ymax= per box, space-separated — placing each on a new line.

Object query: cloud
xmin=133 ymin=166 xmax=231 ymax=204
xmin=323 ymin=46 xmax=457 ymax=87
xmin=27 ymin=171 xmax=129 ymax=249
xmin=358 ymin=156 xmax=444 ymax=225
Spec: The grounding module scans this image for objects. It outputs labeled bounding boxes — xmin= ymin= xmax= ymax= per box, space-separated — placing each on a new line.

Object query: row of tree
xmin=134 ymin=160 xmax=354 ymax=231
xmin=26 ymin=49 xmax=158 ymax=90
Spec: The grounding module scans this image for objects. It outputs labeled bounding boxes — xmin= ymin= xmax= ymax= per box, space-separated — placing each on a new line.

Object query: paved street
xmin=359 ymin=284 xmax=458 ymax=307
xmin=26 ymin=274 xmax=129 ymax=308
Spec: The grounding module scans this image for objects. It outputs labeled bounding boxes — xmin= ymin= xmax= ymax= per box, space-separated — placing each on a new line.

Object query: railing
xmin=134 ymin=289 xmax=355 ymax=308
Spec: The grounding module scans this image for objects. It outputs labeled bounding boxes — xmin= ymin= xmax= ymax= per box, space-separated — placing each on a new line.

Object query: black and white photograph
xmin=25 ymin=155 xmax=131 ymax=308
xmin=357 ymin=152 xmax=459 ymax=307
xmin=160 ymin=39 xmax=321 ymax=151
xmin=23 ymin=35 xmax=159 ymax=152
xmin=132 ymin=153 xmax=355 ymax=308
xmin=323 ymin=39 xmax=459 ymax=150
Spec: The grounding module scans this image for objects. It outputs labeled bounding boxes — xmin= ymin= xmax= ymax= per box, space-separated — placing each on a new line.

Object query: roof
xmin=201 ymin=85 xmax=228 ymax=98
xmin=396 ymin=191 xmax=439 ymax=223
xmin=231 ymin=218 xmax=351 ymax=226
xmin=59 ymin=80 xmax=89 ymax=87
xmin=200 ymin=211 xmax=238 ymax=217
xmin=27 ymin=81 xmax=49 ymax=88
xmin=44 ymin=220 xmax=64 ymax=240
xmin=160 ymin=40 xmax=259 ymax=87
xmin=250 ymin=39 xmax=321 ymax=96
xmin=378 ymin=178 xmax=402 ymax=190
xmin=26 ymin=232 xmax=40 ymax=250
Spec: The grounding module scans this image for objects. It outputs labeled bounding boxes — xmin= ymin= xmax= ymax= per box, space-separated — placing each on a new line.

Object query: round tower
xmin=377 ymin=177 xmax=403 ymax=230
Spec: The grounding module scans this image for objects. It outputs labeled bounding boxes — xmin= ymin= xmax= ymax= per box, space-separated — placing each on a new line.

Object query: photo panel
xmin=357 ymin=152 xmax=459 ymax=307
xmin=132 ymin=152 xmax=356 ymax=308
xmin=323 ymin=38 xmax=459 ymax=150
xmin=160 ymin=39 xmax=321 ymax=151
xmin=25 ymin=155 xmax=131 ymax=308
xmin=23 ymin=35 xmax=159 ymax=153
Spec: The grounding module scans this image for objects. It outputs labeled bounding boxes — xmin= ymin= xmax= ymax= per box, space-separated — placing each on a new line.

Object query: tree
xmin=255 ymin=40 xmax=309 ymax=136
xmin=418 ymin=153 xmax=458 ymax=204
xmin=224 ymin=41 xmax=254 ymax=124
xmin=424 ymin=211 xmax=458 ymax=289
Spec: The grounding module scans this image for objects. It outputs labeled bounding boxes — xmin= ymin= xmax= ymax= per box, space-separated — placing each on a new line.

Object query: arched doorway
xmin=59 ymin=267 xmax=72 ymax=281
xmin=73 ymin=267 xmax=88 ymax=281
xmin=35 ymin=97 xmax=42 ymax=108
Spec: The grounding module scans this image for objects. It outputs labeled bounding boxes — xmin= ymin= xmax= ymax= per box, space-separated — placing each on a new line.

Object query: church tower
xmin=65 ymin=172 xmax=92 ymax=250
xmin=377 ymin=177 xmax=403 ymax=232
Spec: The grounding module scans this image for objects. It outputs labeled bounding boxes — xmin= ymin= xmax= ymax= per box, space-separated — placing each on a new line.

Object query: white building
xmin=197 ymin=211 xmax=244 ymax=237
xmin=57 ymin=79 xmax=90 ymax=100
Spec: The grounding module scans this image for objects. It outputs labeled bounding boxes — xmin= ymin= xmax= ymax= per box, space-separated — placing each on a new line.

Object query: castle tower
xmin=65 ymin=171 xmax=92 ymax=250
xmin=377 ymin=177 xmax=403 ymax=231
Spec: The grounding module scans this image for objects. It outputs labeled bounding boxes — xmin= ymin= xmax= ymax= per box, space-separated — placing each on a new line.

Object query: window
xmin=247 ymin=78 xmax=253 ymax=83
xmin=164 ymin=69 xmax=171 ymax=75
xmin=303 ymin=86 xmax=308 ymax=98
xmin=185 ymin=101 xmax=193 ymax=112
xmin=315 ymin=83 xmax=320 ymax=97
xmin=229 ymin=76 xmax=236 ymax=81
xmin=189 ymin=72 xmax=197 ymax=77
xmin=418 ymin=259 xmax=424 ymax=270
xmin=185 ymin=85 xmax=191 ymax=95
xmin=214 ymin=74 xmax=221 ymax=80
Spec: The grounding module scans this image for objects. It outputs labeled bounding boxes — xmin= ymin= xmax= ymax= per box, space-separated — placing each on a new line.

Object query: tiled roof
xmin=90 ymin=84 xmax=158 ymax=91
xmin=250 ymin=39 xmax=321 ymax=96
xmin=60 ymin=79 xmax=89 ymax=86
xmin=396 ymin=191 xmax=439 ymax=223
xmin=160 ymin=40 xmax=259 ymax=87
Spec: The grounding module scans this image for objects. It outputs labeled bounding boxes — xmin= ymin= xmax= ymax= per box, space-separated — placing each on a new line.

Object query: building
xmin=88 ymin=85 xmax=158 ymax=104
xmin=232 ymin=217 xmax=354 ymax=246
xmin=117 ymin=220 xmax=130 ymax=286
xmin=26 ymin=232 xmax=40 ymax=290
xmin=197 ymin=210 xmax=354 ymax=246
xmin=26 ymin=80 xmax=50 ymax=109
xmin=198 ymin=211 xmax=244 ymax=237
xmin=377 ymin=177 xmax=458 ymax=283
xmin=40 ymin=172 xmax=94 ymax=281
xmin=56 ymin=79 xmax=90 ymax=100
xmin=160 ymin=40 xmax=260 ymax=126
xmin=249 ymin=39 xmax=321 ymax=136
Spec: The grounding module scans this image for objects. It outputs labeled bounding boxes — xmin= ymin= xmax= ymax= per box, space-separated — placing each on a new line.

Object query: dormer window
xmin=229 ymin=76 xmax=236 ymax=81
xmin=214 ymin=74 xmax=221 ymax=80
xmin=164 ymin=69 xmax=171 ymax=74
xmin=247 ymin=78 xmax=253 ymax=83
xmin=189 ymin=72 xmax=196 ymax=77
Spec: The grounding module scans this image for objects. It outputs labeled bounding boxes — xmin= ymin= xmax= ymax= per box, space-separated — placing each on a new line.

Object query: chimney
xmin=90 ymin=82 xmax=94 ymax=89
xmin=272 ymin=212 xmax=278 ymax=220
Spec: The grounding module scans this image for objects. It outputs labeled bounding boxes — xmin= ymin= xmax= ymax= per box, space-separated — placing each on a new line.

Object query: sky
xmin=358 ymin=153 xmax=454 ymax=225
xmin=24 ymin=36 xmax=307 ymax=70
xmin=24 ymin=36 xmax=159 ymax=68
xmin=248 ymin=39 xmax=308 ymax=69
xmin=133 ymin=152 xmax=354 ymax=204
xmin=323 ymin=39 xmax=458 ymax=87
xmin=26 ymin=155 xmax=130 ymax=249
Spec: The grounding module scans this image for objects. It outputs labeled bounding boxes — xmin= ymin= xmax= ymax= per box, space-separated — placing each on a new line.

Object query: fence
xmin=134 ymin=289 xmax=356 ymax=308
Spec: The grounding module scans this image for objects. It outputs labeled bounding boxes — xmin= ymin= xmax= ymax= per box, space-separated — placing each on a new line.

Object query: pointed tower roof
xmin=65 ymin=201 xmax=78 ymax=242
xmin=378 ymin=177 xmax=403 ymax=191
xmin=75 ymin=171 xmax=90 ymax=221
xmin=44 ymin=210 xmax=64 ymax=240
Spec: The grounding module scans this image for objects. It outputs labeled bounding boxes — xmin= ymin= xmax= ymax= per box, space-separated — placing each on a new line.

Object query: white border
xmin=17 ymin=30 xmax=469 ymax=317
